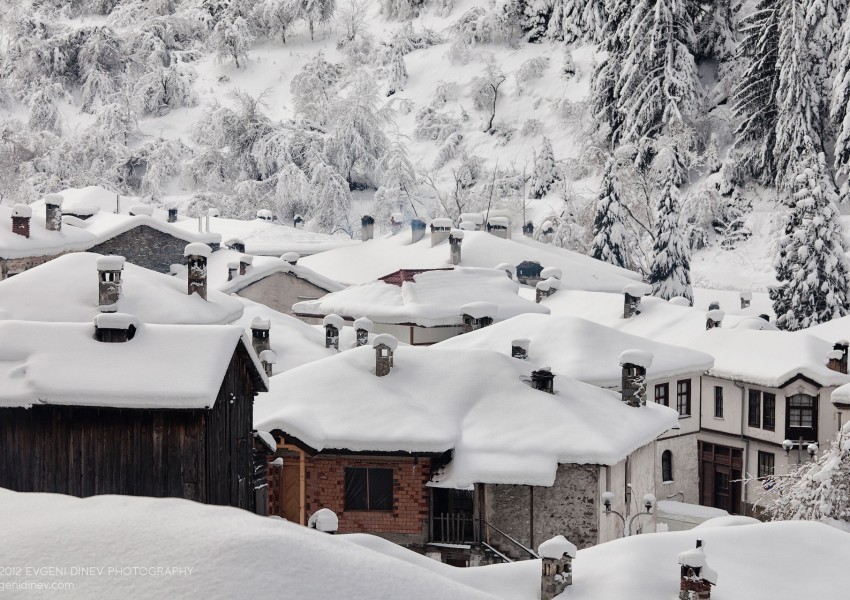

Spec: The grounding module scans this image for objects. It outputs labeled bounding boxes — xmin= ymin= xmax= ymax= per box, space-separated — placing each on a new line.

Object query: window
xmin=788 ymin=394 xmax=815 ymax=428
xmin=655 ymin=383 xmax=669 ymax=407
xmin=662 ymin=450 xmax=673 ymax=482
xmin=714 ymin=386 xmax=724 ymax=418
xmin=676 ymin=380 xmax=691 ymax=416
xmin=748 ymin=390 xmax=761 ymax=428
xmin=763 ymin=393 xmax=776 ymax=431
xmin=344 ymin=467 xmax=393 ymax=511
xmin=758 ymin=451 xmax=775 ymax=479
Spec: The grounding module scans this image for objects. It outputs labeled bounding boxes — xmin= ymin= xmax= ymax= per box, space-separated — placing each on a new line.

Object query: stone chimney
xmin=239 ymin=254 xmax=252 ymax=276
xmin=623 ymin=283 xmax=652 ymax=318
xmin=11 ymin=204 xmax=32 ymax=238
xmin=495 ymin=263 xmax=515 ymax=279
xmin=259 ymin=349 xmax=276 ymax=377
xmin=430 ymin=218 xmax=453 ymax=246
xmin=361 ymin=215 xmax=375 ymax=241
xmin=486 ymin=217 xmax=510 ymax=239
xmin=354 ymin=317 xmax=373 ymax=347
xmin=184 ymin=242 xmax=211 ymax=300
xmin=251 ymin=317 xmax=271 ymax=356
xmin=536 ymin=277 xmax=560 ymax=303
xmin=620 ymin=349 xmax=653 ymax=407
xmin=523 ymin=221 xmax=534 ymax=237
xmin=45 ymin=194 xmax=64 ymax=232
xmin=94 ymin=312 xmax=139 ymax=343
xmin=678 ymin=540 xmax=717 ymax=600
xmin=281 ymin=252 xmax=299 ymax=265
xmin=449 ymin=229 xmax=464 ymax=265
xmin=411 ymin=219 xmax=426 ymax=243
xmin=512 ymin=338 xmax=530 ymax=360
xmin=390 ymin=212 xmax=404 ymax=235
xmin=226 ymin=262 xmax=238 ymax=281
xmin=97 ymin=255 xmax=125 ymax=313
xmin=372 ymin=334 xmax=398 ymax=377
xmin=323 ymin=314 xmax=344 ymax=350
xmin=293 ymin=214 xmax=304 ymax=229
xmin=828 ymin=340 xmax=849 ymax=374
xmin=740 ymin=291 xmax=752 ymax=309
xmin=227 ymin=239 xmax=246 ymax=253
xmin=531 ymin=367 xmax=555 ymax=393
xmin=706 ymin=309 xmax=724 ymax=330
xmin=538 ymin=536 xmax=576 ymax=600
xmin=167 ymin=207 xmax=178 ymax=223
xmin=461 ymin=302 xmax=497 ymax=333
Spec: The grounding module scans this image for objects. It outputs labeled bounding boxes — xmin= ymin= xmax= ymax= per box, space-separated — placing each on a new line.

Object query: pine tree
xmin=528 ymin=136 xmax=558 ymax=198
xmin=591 ymin=157 xmax=628 ymax=269
xmin=549 ymin=0 xmax=606 ymax=44
xmin=831 ymin=14 xmax=850 ymax=184
xmin=648 ymin=150 xmax=693 ymax=304
xmin=695 ymin=0 xmax=737 ymax=64
xmin=589 ymin=0 xmax=631 ymax=147
xmin=770 ymin=149 xmax=850 ymax=330
xmin=386 ymin=46 xmax=408 ymax=96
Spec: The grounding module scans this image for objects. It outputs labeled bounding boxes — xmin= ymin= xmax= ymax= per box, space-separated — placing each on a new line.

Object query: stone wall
xmin=656 ymin=433 xmax=700 ymax=505
xmin=486 ymin=464 xmax=600 ymax=553
xmin=0 ymin=253 xmax=62 ymax=280
xmin=88 ymin=226 xmax=215 ymax=274
xmin=236 ymin=272 xmax=330 ymax=316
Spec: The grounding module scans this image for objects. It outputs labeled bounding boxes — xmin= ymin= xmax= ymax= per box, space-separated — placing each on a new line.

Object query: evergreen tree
xmin=831 ymin=14 xmax=850 ymax=184
xmin=549 ymin=0 xmax=606 ymax=44
xmin=386 ymin=46 xmax=408 ymax=96
xmin=591 ymin=157 xmax=628 ymax=269
xmin=528 ymin=136 xmax=558 ymax=198
xmin=770 ymin=149 xmax=850 ymax=330
xmin=589 ymin=0 xmax=630 ymax=146
xmin=648 ymin=150 xmax=693 ymax=304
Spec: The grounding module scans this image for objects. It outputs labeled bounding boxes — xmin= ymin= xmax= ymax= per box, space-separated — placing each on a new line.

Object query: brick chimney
xmin=251 ymin=317 xmax=271 ymax=356
xmin=622 ymin=283 xmax=652 ymax=318
xmin=323 ymin=314 xmax=344 ymax=350
xmin=97 ymin=255 xmax=125 ymax=313
xmin=184 ymin=242 xmax=211 ymax=300
xmin=461 ymin=302 xmax=497 ymax=333
xmin=361 ymin=215 xmax=375 ymax=241
xmin=227 ymin=239 xmax=246 ymax=253
xmin=167 ymin=208 xmax=178 ymax=223
xmin=372 ymin=334 xmax=398 ymax=377
xmin=828 ymin=340 xmax=849 ymax=374
xmin=706 ymin=309 xmax=724 ymax=330
xmin=740 ymin=291 xmax=752 ymax=309
xmin=531 ymin=367 xmax=555 ymax=393
xmin=539 ymin=536 xmax=576 ymax=600
xmin=430 ymin=218 xmax=453 ymax=246
xmin=11 ymin=204 xmax=32 ymax=238
xmin=281 ymin=252 xmax=299 ymax=265
xmin=45 ymin=194 xmax=64 ymax=232
xmin=94 ymin=313 xmax=139 ymax=343
xmin=259 ymin=349 xmax=276 ymax=377
xmin=536 ymin=277 xmax=561 ymax=303
xmin=227 ymin=262 xmax=239 ymax=281
xmin=512 ymin=338 xmax=530 ymax=359
xmin=411 ymin=219 xmax=426 ymax=243
xmin=354 ymin=317 xmax=373 ymax=347
xmin=293 ymin=214 xmax=304 ymax=229
xmin=390 ymin=212 xmax=404 ymax=235
xmin=678 ymin=540 xmax=717 ymax=600
xmin=449 ymin=229 xmax=464 ymax=265
xmin=239 ymin=254 xmax=252 ymax=276
xmin=620 ymin=349 xmax=653 ymax=407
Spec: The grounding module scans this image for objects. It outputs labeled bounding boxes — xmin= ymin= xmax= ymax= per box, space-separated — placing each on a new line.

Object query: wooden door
xmin=280 ymin=463 xmax=300 ymax=522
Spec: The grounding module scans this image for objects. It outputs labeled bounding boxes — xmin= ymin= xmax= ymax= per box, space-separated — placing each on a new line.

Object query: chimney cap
xmin=707 ymin=309 xmax=725 ymax=322
xmin=411 ymin=219 xmax=427 ymax=230
xmin=827 ymin=349 xmax=844 ymax=361
xmin=459 ymin=222 xmax=477 ymax=231
xmin=225 ymin=238 xmax=245 ymax=248
xmin=208 ymin=207 xmax=221 ymax=217
xmin=391 ymin=212 xmax=404 ymax=223
xmin=459 ymin=212 xmax=484 ymax=225
xmin=512 ymin=338 xmax=530 ymax=350
xmin=323 ymin=314 xmax=344 ymax=329
xmin=281 ymin=252 xmax=299 ymax=264
xmin=354 ymin=316 xmax=373 ymax=332
xmin=622 ymin=282 xmax=652 ymax=297
xmin=94 ymin=312 xmax=139 ymax=331
xmin=128 ymin=204 xmax=153 ymax=217
xmin=740 ymin=290 xmax=753 ymax=301
xmin=487 ymin=216 xmax=510 ymax=227
xmin=257 ymin=209 xmax=274 ymax=221
xmin=461 ymin=301 xmax=498 ymax=319
xmin=251 ymin=317 xmax=270 ymax=331
xmin=259 ymin=349 xmax=277 ymax=364
xmin=239 ymin=254 xmax=253 ymax=265
xmin=361 ymin=215 xmax=375 ymax=225
xmin=536 ymin=277 xmax=561 ymax=291
xmin=97 ymin=255 xmax=126 ymax=270
xmin=538 ymin=535 xmax=577 ymax=560
xmin=540 ymin=266 xmax=562 ymax=280
xmin=45 ymin=193 xmax=64 ymax=206
xmin=184 ymin=242 xmax=211 ymax=258
xmin=372 ymin=333 xmax=398 ymax=350
xmin=227 ymin=261 xmax=240 ymax=270
xmin=620 ymin=349 xmax=653 ymax=369
xmin=449 ymin=228 xmax=465 ymax=239
xmin=12 ymin=204 xmax=32 ymax=218
xmin=837 ymin=339 xmax=850 ymax=347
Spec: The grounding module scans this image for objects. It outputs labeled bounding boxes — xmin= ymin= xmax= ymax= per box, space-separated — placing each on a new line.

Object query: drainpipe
xmin=529 ymin=487 xmax=535 ymax=551
xmin=733 ymin=380 xmax=749 ymax=515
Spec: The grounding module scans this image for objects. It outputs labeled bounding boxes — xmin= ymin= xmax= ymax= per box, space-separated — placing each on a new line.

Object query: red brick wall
xmin=307 ymin=455 xmax=430 ymax=535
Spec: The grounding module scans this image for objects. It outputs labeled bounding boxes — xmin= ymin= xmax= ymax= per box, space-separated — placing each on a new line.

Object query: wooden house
xmin=0 ymin=316 xmax=269 ymax=512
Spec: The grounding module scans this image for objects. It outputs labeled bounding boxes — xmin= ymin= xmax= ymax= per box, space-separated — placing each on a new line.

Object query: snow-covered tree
xmin=591 ymin=157 xmax=628 ymax=268
xmin=379 ymin=0 xmax=422 ymax=19
xmin=256 ymin=0 xmax=298 ymax=43
xmin=831 ymin=14 xmax=850 ymax=186
xmin=310 ymin=159 xmax=352 ymax=233
xmin=471 ymin=64 xmax=506 ymax=132
xmin=695 ymin=0 xmax=737 ymax=65
xmin=648 ymin=150 xmax=693 ymax=304
xmin=548 ymin=0 xmax=606 ymax=44
xmin=523 ymin=0 xmax=552 ymax=42
xmin=134 ymin=65 xmax=196 ymax=116
xmin=386 ymin=46 xmax=408 ymax=96
xmin=210 ymin=15 xmax=253 ymax=68
xmin=771 ymin=149 xmax=850 ymax=330
xmin=290 ymin=52 xmax=342 ymax=124
xmin=528 ymin=136 xmax=558 ymax=198
xmin=139 ymin=138 xmax=190 ymax=199
xmin=274 ymin=162 xmax=311 ymax=220
xmin=296 ymin=0 xmax=336 ymax=40
xmin=27 ymin=83 xmax=64 ymax=135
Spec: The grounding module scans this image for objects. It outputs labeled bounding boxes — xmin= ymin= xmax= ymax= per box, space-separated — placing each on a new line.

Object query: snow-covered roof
xmin=293 ymin=267 xmax=549 ymax=326
xmin=568 ymin=521 xmax=850 ymax=600
xmin=298 ymin=230 xmax=641 ymax=290
xmin=0 ymin=320 xmax=265 ymax=409
xmin=436 ymin=314 xmax=713 ymax=388
xmin=170 ymin=214 xmax=357 ymax=256
xmin=254 ymin=346 xmax=678 ymax=487
xmin=0 ymin=490 xmax=503 ymax=600
xmin=0 ymin=253 xmax=244 ymax=325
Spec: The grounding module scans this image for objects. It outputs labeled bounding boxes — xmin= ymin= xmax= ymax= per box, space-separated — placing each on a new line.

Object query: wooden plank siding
xmin=0 ymin=342 xmax=262 ymax=512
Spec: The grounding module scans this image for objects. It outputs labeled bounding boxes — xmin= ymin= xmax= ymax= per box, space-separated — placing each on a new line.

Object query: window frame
xmin=788 ymin=394 xmax=815 ymax=428
xmin=763 ymin=393 xmax=776 ymax=431
xmin=748 ymin=389 xmax=761 ymax=428
xmin=655 ymin=383 xmax=669 ymax=407
xmin=661 ymin=449 xmax=673 ymax=482
xmin=344 ymin=467 xmax=394 ymax=512
xmin=757 ymin=451 xmax=775 ymax=479
xmin=714 ymin=386 xmax=724 ymax=418
xmin=676 ymin=379 xmax=691 ymax=417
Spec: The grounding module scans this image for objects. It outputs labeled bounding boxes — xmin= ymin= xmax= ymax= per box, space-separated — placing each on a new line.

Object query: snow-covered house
xmin=436 ymin=313 xmax=715 ymax=505
xmin=0 ymin=318 xmax=268 ymax=511
xmin=292 ymin=267 xmax=549 ymax=344
xmin=0 ymin=252 xmax=244 ymax=324
xmin=254 ymin=344 xmax=678 ymax=561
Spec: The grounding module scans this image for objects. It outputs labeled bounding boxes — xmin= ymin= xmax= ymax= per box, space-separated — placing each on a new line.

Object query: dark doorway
xmin=431 ymin=488 xmax=474 ymax=543
xmin=699 ymin=442 xmax=743 ymax=514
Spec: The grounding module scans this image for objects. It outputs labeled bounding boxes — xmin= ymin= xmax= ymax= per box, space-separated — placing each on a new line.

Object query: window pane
xmin=714 ymin=386 xmax=723 ymax=418
xmin=344 ymin=468 xmax=368 ymax=511
xmin=677 ymin=380 xmax=691 ymax=416
xmin=655 ymin=383 xmax=668 ymax=407
xmin=763 ymin=393 xmax=776 ymax=430
xmin=662 ymin=450 xmax=673 ymax=482
xmin=748 ymin=390 xmax=761 ymax=428
xmin=368 ymin=468 xmax=394 ymax=511
xmin=758 ymin=451 xmax=775 ymax=478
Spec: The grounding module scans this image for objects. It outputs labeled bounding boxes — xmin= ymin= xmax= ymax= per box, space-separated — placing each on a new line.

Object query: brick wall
xmin=88 ymin=226 xmax=216 ymax=274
